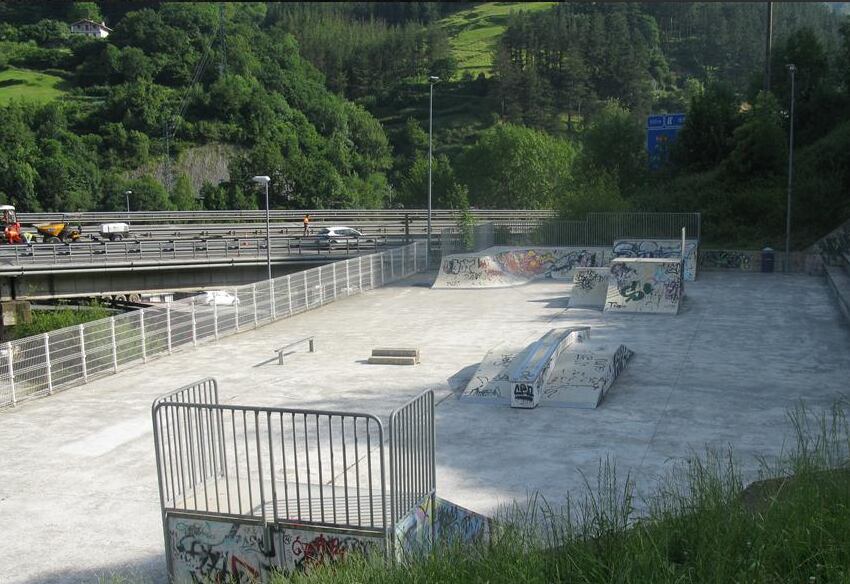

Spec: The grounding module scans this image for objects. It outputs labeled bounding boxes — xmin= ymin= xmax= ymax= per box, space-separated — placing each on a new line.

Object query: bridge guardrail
xmin=0 ymin=235 xmax=394 ymax=270
xmin=0 ymin=242 xmax=426 ymax=409
xmin=18 ymin=209 xmax=556 ymax=225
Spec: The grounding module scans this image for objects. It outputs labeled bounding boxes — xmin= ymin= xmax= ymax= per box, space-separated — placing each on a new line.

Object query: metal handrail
xmin=274 ymin=336 xmax=315 ymax=365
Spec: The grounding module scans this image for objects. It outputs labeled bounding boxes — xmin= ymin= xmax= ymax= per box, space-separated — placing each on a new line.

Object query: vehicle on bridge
xmin=1 ymin=205 xmax=23 ymax=244
xmin=315 ymin=226 xmax=371 ymax=249
xmin=98 ymin=222 xmax=131 ymax=241
xmin=34 ymin=222 xmax=82 ymax=244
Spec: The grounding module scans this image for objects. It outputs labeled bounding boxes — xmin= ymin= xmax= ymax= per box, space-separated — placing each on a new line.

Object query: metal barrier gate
xmin=152 ymin=379 xmax=435 ymax=580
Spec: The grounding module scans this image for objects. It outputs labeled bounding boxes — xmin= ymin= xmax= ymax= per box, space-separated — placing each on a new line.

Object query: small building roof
xmin=70 ymin=19 xmax=113 ymax=32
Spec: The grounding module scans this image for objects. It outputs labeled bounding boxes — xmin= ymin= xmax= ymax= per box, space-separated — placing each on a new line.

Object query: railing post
xmin=78 ymin=325 xmax=88 ymax=383
xmin=284 ymin=276 xmax=292 ymax=316
xmin=191 ymin=300 xmax=198 ymax=346
xmin=380 ymin=253 xmax=385 ymax=286
xmin=110 ymin=318 xmax=118 ymax=373
xmin=345 ymin=260 xmax=350 ymax=295
xmin=332 ymin=263 xmax=337 ymax=299
xmin=358 ymin=256 xmax=363 ymax=292
xmin=252 ymin=283 xmax=258 ymax=326
xmin=270 ymin=279 xmax=276 ymax=320
xmin=413 ymin=244 xmax=417 ymax=273
xmin=43 ymin=333 xmax=54 ymax=394
xmin=213 ymin=295 xmax=219 ymax=340
xmin=235 ymin=290 xmax=241 ymax=331
xmin=391 ymin=249 xmax=395 ymax=280
xmin=309 ymin=338 xmax=314 ymax=352
xmin=140 ymin=310 xmax=147 ymax=363
xmin=166 ymin=305 xmax=173 ymax=354
xmin=6 ymin=341 xmax=16 ymax=406
xmin=304 ymin=271 xmax=309 ymax=309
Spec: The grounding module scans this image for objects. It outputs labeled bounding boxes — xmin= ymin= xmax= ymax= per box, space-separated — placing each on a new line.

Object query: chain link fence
xmin=0 ymin=242 xmax=426 ymax=409
xmin=440 ymin=212 xmax=701 ymax=255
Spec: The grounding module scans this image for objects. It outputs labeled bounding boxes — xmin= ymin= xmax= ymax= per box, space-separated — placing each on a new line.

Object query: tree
xmin=69 ymin=2 xmax=103 ymax=23
xmin=673 ymin=81 xmax=740 ymax=170
xmin=457 ymin=123 xmax=577 ymax=209
xmin=579 ymin=100 xmax=647 ymax=193
xmin=558 ymin=166 xmax=629 ymax=219
xmin=397 ymin=154 xmax=465 ymax=209
xmin=170 ymin=175 xmax=199 ymax=210
xmin=724 ymin=91 xmax=787 ymax=178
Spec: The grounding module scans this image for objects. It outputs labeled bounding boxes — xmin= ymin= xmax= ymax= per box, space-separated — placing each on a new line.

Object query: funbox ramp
xmin=461 ymin=327 xmax=632 ymax=409
xmin=433 ymin=246 xmax=609 ymax=289
xmin=604 ymin=258 xmax=683 ymax=315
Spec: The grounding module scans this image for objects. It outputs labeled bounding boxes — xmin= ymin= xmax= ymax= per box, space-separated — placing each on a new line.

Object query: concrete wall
xmin=604 ymin=258 xmax=683 ymax=314
xmin=168 ymin=516 xmax=269 ymax=583
xmin=434 ymin=246 xmax=609 ymax=289
xmin=612 ymin=239 xmax=698 ymax=281
xmin=698 ymin=249 xmax=821 ymax=274
xmin=168 ymin=515 xmax=384 ymax=580
xmin=394 ymin=495 xmax=491 ymax=559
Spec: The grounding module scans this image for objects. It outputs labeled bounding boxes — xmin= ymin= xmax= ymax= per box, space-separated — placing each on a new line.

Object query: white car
xmin=315 ymin=226 xmax=367 ymax=248
xmin=201 ymin=290 xmax=239 ymax=306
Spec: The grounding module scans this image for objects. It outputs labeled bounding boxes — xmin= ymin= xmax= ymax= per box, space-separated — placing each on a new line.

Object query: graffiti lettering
xmin=513 ymin=383 xmax=535 ymax=402
xmin=289 ymin=533 xmax=371 ymax=572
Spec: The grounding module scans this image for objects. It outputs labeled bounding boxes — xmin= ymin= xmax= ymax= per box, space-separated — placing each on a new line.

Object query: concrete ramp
xmin=461 ymin=328 xmax=632 ymax=409
xmin=434 ymin=246 xmax=608 ymax=289
xmin=569 ymin=267 xmax=609 ymax=309
xmin=604 ymin=258 xmax=683 ymax=314
xmin=544 ymin=343 xmax=634 ymax=408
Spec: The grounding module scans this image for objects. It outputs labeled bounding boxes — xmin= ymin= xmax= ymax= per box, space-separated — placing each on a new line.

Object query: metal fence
xmin=151 ymin=380 xmax=436 ymax=577
xmin=389 ymin=390 xmax=436 ymax=527
xmin=0 ymin=242 xmax=426 ymax=409
xmin=441 ymin=213 xmax=702 ymax=254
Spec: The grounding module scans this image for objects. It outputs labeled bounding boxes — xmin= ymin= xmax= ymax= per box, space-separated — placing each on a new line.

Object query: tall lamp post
xmin=252 ymin=175 xmax=272 ymax=281
xmin=427 ymin=75 xmax=439 ymax=271
xmin=124 ymin=190 xmax=132 ymax=213
xmin=785 ymin=64 xmax=796 ymax=273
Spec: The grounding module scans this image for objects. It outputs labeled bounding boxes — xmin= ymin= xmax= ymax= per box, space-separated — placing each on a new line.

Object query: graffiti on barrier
xmin=285 ymin=530 xmax=378 ymax=573
xmin=613 ymin=239 xmax=698 ymax=281
xmin=699 ymin=250 xmax=754 ymax=270
xmin=169 ymin=518 xmax=268 ymax=583
xmin=605 ymin=259 xmax=682 ymax=314
xmin=434 ymin=247 xmax=608 ymax=288
xmin=814 ymin=220 xmax=850 ymax=263
xmin=395 ymin=496 xmax=433 ymax=557
xmin=434 ymin=497 xmax=491 ymax=545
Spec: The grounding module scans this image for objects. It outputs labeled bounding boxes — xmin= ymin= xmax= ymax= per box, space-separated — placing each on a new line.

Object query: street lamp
xmin=785 ymin=64 xmax=796 ymax=273
xmin=427 ymin=75 xmax=439 ymax=271
xmin=251 ymin=175 xmax=272 ymax=281
xmin=124 ymin=190 xmax=132 ymax=213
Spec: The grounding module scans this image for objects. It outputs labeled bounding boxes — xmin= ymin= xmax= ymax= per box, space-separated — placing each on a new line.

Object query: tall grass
xmin=270 ymin=399 xmax=850 ymax=584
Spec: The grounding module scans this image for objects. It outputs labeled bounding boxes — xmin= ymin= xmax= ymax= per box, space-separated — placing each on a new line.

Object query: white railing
xmin=0 ymin=242 xmax=426 ymax=409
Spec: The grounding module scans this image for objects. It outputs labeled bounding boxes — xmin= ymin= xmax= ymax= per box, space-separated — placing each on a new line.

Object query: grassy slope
xmin=0 ymin=67 xmax=67 ymax=104
xmin=440 ymin=2 xmax=558 ymax=78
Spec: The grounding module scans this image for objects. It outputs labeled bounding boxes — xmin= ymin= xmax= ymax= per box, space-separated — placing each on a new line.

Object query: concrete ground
xmin=2 ymin=270 xmax=849 ymax=583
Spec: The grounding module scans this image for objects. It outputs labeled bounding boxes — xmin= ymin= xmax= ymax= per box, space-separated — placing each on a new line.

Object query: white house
xmin=70 ymin=19 xmax=112 ymax=38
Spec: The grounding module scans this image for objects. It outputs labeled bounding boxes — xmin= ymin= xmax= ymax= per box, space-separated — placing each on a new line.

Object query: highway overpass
xmin=0 ymin=235 xmax=405 ymax=300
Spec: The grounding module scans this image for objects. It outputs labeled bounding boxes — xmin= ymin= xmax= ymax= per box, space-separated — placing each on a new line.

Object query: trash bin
xmin=761 ymin=247 xmax=775 ymax=273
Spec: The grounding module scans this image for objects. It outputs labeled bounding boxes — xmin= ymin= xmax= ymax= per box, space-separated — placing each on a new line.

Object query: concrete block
xmin=569 ymin=267 xmax=609 ymax=309
xmin=368 ymin=355 xmax=417 ymax=365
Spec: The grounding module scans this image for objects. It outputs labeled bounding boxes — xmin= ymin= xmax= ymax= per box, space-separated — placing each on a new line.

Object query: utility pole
xmin=764 ymin=2 xmax=773 ymax=92
xmin=426 ymin=76 xmax=439 ymax=271
xmin=785 ymin=64 xmax=796 ymax=273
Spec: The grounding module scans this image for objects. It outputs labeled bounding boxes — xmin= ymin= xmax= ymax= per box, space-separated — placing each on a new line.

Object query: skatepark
xmin=2 ymin=237 xmax=850 ymax=582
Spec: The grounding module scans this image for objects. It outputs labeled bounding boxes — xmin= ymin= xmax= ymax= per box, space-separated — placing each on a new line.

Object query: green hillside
xmin=440 ymin=2 xmax=557 ymax=78
xmin=0 ymin=67 xmax=66 ymax=104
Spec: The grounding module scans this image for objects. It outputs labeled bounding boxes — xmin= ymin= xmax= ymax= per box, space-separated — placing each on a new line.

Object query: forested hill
xmin=0 ymin=2 xmax=849 ymax=249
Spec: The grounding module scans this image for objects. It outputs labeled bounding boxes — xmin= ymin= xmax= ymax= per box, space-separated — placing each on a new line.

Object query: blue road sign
xmin=647 ymin=113 xmax=685 ymax=169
